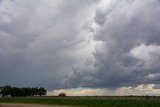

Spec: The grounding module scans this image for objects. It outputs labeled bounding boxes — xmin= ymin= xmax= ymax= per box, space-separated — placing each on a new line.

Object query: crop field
xmin=0 ymin=96 xmax=160 ymax=107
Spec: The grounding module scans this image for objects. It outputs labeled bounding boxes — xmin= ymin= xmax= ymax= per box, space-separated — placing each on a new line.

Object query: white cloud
xmin=48 ymin=84 xmax=160 ymax=96
xmin=71 ymin=0 xmax=160 ymax=89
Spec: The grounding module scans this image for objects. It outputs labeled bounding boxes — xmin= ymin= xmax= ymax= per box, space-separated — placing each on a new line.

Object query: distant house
xmin=58 ymin=93 xmax=66 ymax=97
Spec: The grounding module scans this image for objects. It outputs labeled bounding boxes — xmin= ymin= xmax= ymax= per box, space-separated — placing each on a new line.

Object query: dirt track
xmin=0 ymin=103 xmax=70 ymax=107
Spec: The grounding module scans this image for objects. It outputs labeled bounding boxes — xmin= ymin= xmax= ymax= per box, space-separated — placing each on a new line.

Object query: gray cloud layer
xmin=1 ymin=0 xmax=160 ymax=90
xmin=71 ymin=0 xmax=160 ymax=89
xmin=0 ymin=0 xmax=97 ymax=90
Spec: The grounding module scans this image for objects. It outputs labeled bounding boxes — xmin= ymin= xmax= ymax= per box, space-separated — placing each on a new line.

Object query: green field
xmin=0 ymin=96 xmax=160 ymax=107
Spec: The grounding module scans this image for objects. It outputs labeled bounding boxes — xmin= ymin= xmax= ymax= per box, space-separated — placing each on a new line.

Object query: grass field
xmin=0 ymin=96 xmax=160 ymax=107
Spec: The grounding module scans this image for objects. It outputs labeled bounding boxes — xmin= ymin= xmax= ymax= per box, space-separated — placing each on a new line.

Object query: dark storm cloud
xmin=1 ymin=0 xmax=160 ymax=90
xmin=0 ymin=0 xmax=98 ymax=90
xmin=71 ymin=0 xmax=160 ymax=88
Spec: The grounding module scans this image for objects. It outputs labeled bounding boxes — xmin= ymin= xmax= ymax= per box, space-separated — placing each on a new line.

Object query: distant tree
xmin=1 ymin=85 xmax=11 ymax=97
xmin=38 ymin=87 xmax=46 ymax=96
xmin=1 ymin=85 xmax=47 ymax=97
xmin=31 ymin=87 xmax=38 ymax=96
xmin=27 ymin=87 xmax=32 ymax=96
xmin=34 ymin=87 xmax=39 ymax=96
xmin=0 ymin=87 xmax=3 ymax=95
xmin=10 ymin=87 xmax=16 ymax=97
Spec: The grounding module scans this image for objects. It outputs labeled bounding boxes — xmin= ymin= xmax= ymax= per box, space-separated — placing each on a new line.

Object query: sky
xmin=1 ymin=0 xmax=160 ymax=96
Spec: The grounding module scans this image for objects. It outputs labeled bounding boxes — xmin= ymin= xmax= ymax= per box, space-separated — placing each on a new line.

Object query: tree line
xmin=0 ymin=85 xmax=46 ymax=97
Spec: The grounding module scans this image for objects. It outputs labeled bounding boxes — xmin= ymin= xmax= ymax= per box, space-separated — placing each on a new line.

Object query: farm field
xmin=0 ymin=103 xmax=69 ymax=107
xmin=0 ymin=96 xmax=160 ymax=107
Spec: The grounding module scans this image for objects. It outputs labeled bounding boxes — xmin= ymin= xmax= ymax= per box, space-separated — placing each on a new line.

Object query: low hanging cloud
xmin=49 ymin=84 xmax=160 ymax=96
xmin=1 ymin=0 xmax=160 ymax=92
xmin=0 ymin=0 xmax=97 ymax=90
xmin=71 ymin=0 xmax=160 ymax=89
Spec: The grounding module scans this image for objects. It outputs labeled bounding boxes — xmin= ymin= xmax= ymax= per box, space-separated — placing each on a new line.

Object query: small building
xmin=58 ymin=93 xmax=66 ymax=97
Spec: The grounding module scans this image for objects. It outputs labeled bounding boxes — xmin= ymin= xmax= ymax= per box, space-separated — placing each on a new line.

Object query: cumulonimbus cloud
xmin=71 ymin=0 xmax=160 ymax=89
xmin=1 ymin=0 xmax=160 ymax=90
xmin=0 ymin=0 xmax=97 ymax=90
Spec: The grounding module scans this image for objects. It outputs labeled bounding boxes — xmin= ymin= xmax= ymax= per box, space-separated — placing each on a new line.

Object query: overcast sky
xmin=1 ymin=0 xmax=160 ymax=95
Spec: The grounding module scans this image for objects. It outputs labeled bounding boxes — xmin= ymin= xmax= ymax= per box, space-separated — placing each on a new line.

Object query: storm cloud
xmin=0 ymin=0 xmax=97 ymax=90
xmin=71 ymin=0 xmax=160 ymax=89
xmin=1 ymin=0 xmax=160 ymax=91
